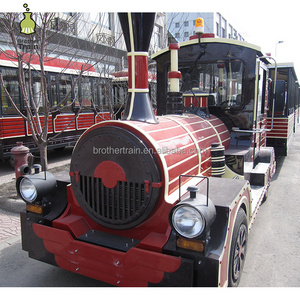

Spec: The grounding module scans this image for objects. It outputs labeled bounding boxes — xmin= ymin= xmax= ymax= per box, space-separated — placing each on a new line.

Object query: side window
xmin=31 ymin=72 xmax=43 ymax=111
xmin=49 ymin=74 xmax=58 ymax=107
xmin=92 ymin=77 xmax=112 ymax=111
xmin=96 ymin=81 xmax=106 ymax=108
xmin=80 ymin=77 xmax=92 ymax=109
xmin=1 ymin=68 xmax=20 ymax=114
xmin=269 ymin=80 xmax=286 ymax=116
xmin=58 ymin=74 xmax=72 ymax=111
xmin=75 ymin=77 xmax=92 ymax=111
xmin=112 ymin=80 xmax=128 ymax=106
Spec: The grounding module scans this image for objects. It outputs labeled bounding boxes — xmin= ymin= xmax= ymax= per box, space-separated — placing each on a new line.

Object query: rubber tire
xmin=9 ymin=155 xmax=15 ymax=168
xmin=262 ymin=186 xmax=269 ymax=203
xmin=228 ymin=209 xmax=248 ymax=287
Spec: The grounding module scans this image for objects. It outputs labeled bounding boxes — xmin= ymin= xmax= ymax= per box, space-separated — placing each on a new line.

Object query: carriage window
xmin=31 ymin=73 xmax=43 ymax=110
xmin=73 ymin=77 xmax=92 ymax=111
xmin=24 ymin=71 xmax=40 ymax=110
xmin=179 ymin=60 xmax=244 ymax=107
xmin=95 ymin=81 xmax=107 ymax=108
xmin=1 ymin=68 xmax=20 ymax=114
xmin=58 ymin=75 xmax=72 ymax=111
xmin=110 ymin=79 xmax=127 ymax=118
xmin=269 ymin=80 xmax=286 ymax=117
xmin=101 ymin=84 xmax=107 ymax=107
xmin=112 ymin=80 xmax=128 ymax=106
xmin=80 ymin=77 xmax=92 ymax=109
xmin=50 ymin=75 xmax=58 ymax=107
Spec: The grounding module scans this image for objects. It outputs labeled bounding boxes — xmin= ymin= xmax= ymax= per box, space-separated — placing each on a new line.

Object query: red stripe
xmin=54 ymin=115 xmax=76 ymax=132
xmin=128 ymin=55 xmax=148 ymax=89
xmin=169 ymin=43 xmax=180 ymax=50
xmin=0 ymin=117 xmax=25 ymax=138
xmin=0 ymin=50 xmax=95 ymax=72
xmin=168 ymin=71 xmax=181 ymax=79
xmin=77 ymin=113 xmax=95 ymax=130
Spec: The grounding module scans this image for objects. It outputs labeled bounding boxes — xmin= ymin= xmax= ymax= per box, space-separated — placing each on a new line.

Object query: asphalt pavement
xmin=239 ymin=125 xmax=300 ymax=287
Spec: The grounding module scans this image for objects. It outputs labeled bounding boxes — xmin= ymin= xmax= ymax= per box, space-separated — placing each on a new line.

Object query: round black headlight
xmin=16 ymin=171 xmax=57 ymax=203
xmin=19 ymin=177 xmax=38 ymax=202
xmin=169 ymin=186 xmax=216 ymax=238
xmin=171 ymin=205 xmax=205 ymax=238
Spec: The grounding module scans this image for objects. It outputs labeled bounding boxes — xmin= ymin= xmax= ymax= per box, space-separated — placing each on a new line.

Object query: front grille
xmin=70 ymin=126 xmax=162 ymax=229
xmin=79 ymin=175 xmax=148 ymax=228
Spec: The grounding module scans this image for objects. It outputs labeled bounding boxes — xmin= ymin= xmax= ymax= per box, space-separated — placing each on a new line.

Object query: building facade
xmin=0 ymin=12 xmax=168 ymax=74
xmin=168 ymin=12 xmax=245 ymax=43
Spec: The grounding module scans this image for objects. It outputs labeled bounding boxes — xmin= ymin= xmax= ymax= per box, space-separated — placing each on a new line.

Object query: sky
xmin=3 ymin=0 xmax=300 ymax=77
xmin=218 ymin=0 xmax=300 ymax=75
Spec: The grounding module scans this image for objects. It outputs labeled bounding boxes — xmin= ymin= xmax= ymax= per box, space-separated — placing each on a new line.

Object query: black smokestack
xmin=118 ymin=13 xmax=157 ymax=123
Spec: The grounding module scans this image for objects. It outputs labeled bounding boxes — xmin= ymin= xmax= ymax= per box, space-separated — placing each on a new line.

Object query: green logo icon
xmin=20 ymin=4 xmax=36 ymax=35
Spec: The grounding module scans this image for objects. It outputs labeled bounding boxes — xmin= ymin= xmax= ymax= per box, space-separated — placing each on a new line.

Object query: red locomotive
xmin=16 ymin=13 xmax=276 ymax=287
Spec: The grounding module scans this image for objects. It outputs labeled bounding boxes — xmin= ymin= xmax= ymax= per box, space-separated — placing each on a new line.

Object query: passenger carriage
xmin=0 ymin=50 xmax=111 ymax=159
xmin=266 ymin=63 xmax=299 ymax=156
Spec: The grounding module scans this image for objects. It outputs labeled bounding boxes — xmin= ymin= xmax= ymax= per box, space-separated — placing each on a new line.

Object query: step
xmin=250 ymin=162 xmax=270 ymax=186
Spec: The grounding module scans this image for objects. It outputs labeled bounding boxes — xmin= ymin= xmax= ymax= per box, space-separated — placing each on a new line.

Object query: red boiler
xmin=69 ymin=113 xmax=230 ymax=234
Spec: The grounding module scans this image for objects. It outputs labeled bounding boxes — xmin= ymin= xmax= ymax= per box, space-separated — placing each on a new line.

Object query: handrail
xmin=179 ymin=174 xmax=209 ymax=207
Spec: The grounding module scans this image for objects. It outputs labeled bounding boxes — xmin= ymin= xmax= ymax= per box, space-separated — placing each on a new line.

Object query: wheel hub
xmin=233 ymin=224 xmax=247 ymax=280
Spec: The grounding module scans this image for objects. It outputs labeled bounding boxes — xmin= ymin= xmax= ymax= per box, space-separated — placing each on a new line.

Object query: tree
xmin=0 ymin=12 xmax=125 ymax=170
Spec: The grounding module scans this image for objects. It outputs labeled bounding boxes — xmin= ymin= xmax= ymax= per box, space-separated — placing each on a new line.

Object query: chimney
xmin=166 ymin=43 xmax=183 ymax=114
xmin=118 ymin=13 xmax=158 ymax=123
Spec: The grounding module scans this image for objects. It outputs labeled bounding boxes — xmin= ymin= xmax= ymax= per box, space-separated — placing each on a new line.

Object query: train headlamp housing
xmin=16 ymin=171 xmax=57 ymax=204
xmin=171 ymin=205 xmax=205 ymax=238
xmin=169 ymin=186 xmax=216 ymax=239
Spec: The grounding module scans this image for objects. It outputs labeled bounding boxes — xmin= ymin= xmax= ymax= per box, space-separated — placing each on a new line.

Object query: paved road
xmin=0 ymin=240 xmax=111 ymax=287
xmin=0 ymin=209 xmax=20 ymax=243
xmin=0 ymin=134 xmax=300 ymax=287
xmin=0 ymin=147 xmax=109 ymax=287
xmin=239 ymin=127 xmax=300 ymax=287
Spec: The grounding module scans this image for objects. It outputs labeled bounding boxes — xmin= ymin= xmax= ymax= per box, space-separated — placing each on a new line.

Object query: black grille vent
xmin=79 ymin=175 xmax=150 ymax=228
xmin=70 ymin=126 xmax=162 ymax=229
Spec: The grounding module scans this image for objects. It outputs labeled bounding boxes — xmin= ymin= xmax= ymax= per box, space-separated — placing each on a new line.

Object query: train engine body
xmin=17 ymin=14 xmax=276 ymax=287
xmin=20 ymin=112 xmax=252 ymax=287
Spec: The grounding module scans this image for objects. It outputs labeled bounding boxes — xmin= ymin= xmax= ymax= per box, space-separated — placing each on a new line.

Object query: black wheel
xmin=9 ymin=155 xmax=15 ymax=168
xmin=228 ymin=209 xmax=248 ymax=287
xmin=262 ymin=186 xmax=269 ymax=203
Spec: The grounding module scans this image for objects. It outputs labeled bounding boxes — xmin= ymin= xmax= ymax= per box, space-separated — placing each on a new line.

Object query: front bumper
xmin=21 ymin=211 xmax=195 ymax=287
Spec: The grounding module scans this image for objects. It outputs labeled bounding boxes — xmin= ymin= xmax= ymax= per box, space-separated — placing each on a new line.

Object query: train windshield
xmin=179 ymin=60 xmax=244 ymax=108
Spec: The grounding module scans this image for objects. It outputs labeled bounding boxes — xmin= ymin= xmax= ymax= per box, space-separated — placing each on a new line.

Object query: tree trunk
xmin=39 ymin=144 xmax=48 ymax=171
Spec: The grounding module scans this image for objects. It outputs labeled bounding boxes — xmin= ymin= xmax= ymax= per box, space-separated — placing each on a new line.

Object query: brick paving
xmin=0 ymin=208 xmax=21 ymax=242
xmin=0 ymin=152 xmax=70 ymax=247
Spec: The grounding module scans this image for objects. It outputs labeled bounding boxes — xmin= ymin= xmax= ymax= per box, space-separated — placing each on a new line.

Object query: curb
xmin=0 ymin=197 xmax=26 ymax=214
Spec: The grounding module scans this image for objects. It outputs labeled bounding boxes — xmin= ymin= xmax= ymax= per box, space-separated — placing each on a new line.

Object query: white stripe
xmin=168 ymin=164 xmax=199 ymax=185
xmin=164 ymin=116 xmax=202 ymax=173
xmin=167 ymin=153 xmax=198 ymax=171
xmin=203 ymin=118 xmax=223 ymax=145
xmin=128 ymin=88 xmax=149 ymax=93
xmin=126 ymin=13 xmax=135 ymax=120
xmin=147 ymin=124 xmax=181 ymax=134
